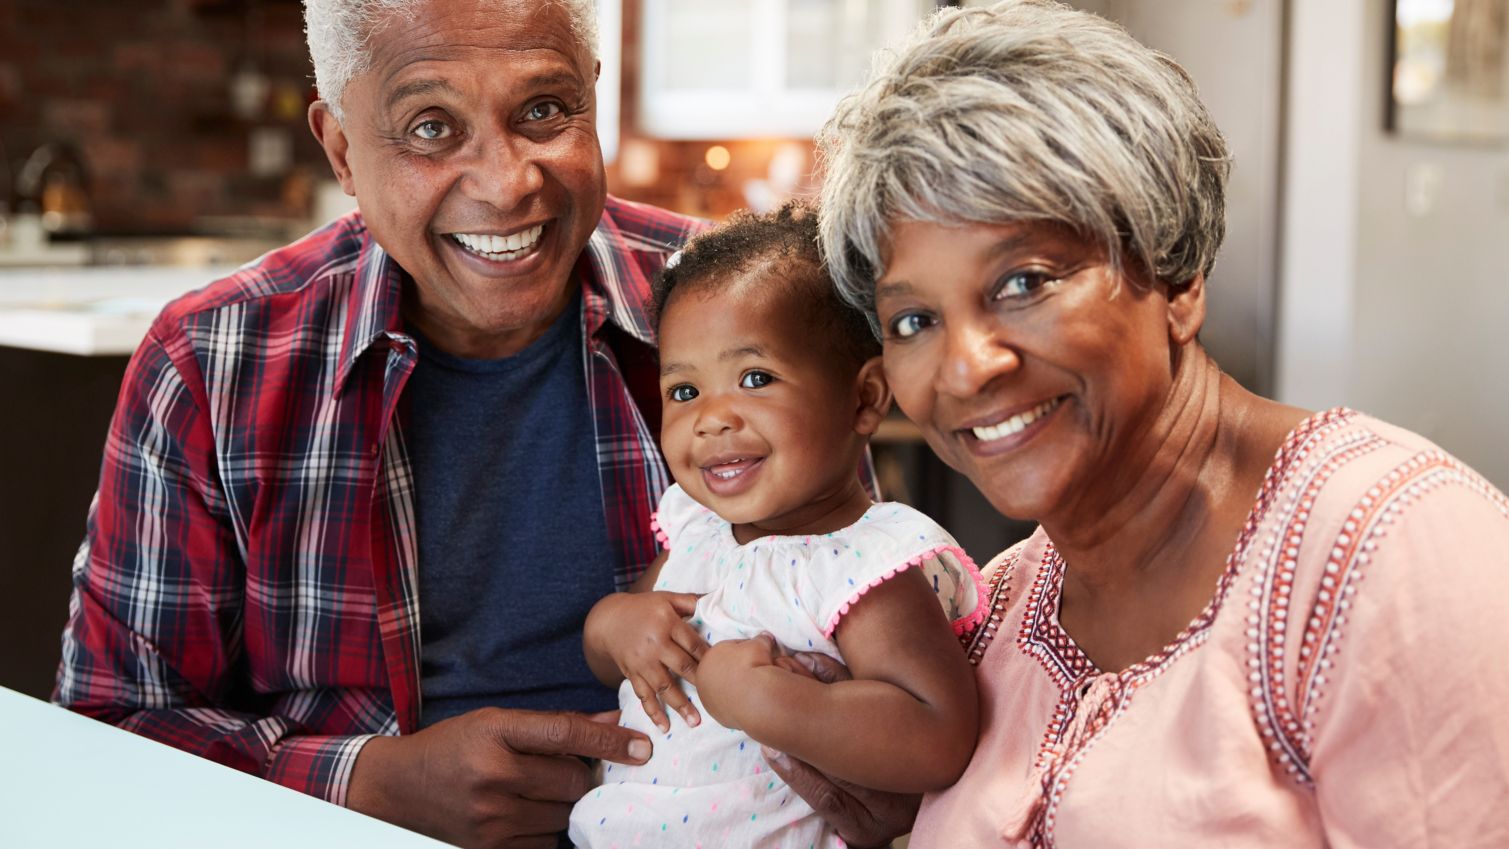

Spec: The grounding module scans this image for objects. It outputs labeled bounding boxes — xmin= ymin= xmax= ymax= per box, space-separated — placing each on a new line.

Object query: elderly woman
xmin=815 ymin=1 xmax=1509 ymax=846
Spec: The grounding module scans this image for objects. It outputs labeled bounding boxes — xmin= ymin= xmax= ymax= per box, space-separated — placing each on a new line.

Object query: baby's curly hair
xmin=653 ymin=201 xmax=881 ymax=371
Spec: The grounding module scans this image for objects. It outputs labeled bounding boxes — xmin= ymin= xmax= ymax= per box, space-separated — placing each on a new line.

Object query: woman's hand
xmin=764 ymin=648 xmax=923 ymax=848
xmin=583 ymin=591 xmax=707 ymax=732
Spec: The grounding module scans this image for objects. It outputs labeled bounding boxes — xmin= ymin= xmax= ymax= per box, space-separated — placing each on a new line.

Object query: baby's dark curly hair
xmin=652 ymin=201 xmax=881 ymax=371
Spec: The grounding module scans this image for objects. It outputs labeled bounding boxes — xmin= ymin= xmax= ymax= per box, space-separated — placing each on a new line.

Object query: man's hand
xmin=764 ymin=648 xmax=922 ymax=848
xmin=586 ymin=591 xmax=708 ymax=732
xmin=346 ymin=707 xmax=651 ymax=849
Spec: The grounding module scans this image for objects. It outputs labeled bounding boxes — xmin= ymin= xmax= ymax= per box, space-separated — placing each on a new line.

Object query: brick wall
xmin=0 ymin=0 xmax=324 ymax=234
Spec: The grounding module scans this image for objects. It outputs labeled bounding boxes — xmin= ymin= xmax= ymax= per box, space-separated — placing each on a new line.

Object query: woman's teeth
xmin=972 ymin=398 xmax=1061 ymax=442
xmin=451 ymin=225 xmax=543 ymax=260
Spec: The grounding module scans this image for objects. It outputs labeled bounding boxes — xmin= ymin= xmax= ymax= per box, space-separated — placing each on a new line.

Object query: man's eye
xmin=887 ymin=313 xmax=933 ymax=340
xmin=525 ymin=101 xmax=563 ymax=121
xmin=739 ymin=371 xmax=774 ymax=389
xmin=411 ymin=120 xmax=451 ymax=141
xmin=669 ymin=385 xmax=698 ymax=402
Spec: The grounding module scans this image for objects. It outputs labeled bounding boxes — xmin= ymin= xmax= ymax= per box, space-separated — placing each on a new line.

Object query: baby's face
xmin=657 ymin=281 xmax=865 ymax=535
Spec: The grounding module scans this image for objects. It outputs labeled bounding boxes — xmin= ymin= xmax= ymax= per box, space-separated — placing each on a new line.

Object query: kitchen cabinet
xmin=638 ymin=0 xmax=937 ymax=138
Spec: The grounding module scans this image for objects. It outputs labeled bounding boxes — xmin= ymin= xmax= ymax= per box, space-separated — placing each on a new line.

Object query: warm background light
xmin=703 ymin=145 xmax=732 ymax=171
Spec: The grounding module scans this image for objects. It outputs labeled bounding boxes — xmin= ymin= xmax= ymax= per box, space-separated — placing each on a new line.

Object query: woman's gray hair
xmin=817 ymin=0 xmax=1230 ymax=324
xmin=304 ymin=0 xmax=600 ymax=122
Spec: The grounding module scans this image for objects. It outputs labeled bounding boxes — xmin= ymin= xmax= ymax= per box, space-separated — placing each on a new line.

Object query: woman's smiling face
xmin=874 ymin=219 xmax=1186 ymax=523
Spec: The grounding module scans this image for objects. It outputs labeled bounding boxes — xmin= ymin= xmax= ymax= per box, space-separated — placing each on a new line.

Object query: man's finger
xmin=493 ymin=709 xmax=652 ymax=764
xmin=494 ymin=754 xmax=596 ymax=805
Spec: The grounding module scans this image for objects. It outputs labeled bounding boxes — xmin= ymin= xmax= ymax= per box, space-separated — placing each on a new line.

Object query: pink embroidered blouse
xmin=911 ymin=409 xmax=1509 ymax=848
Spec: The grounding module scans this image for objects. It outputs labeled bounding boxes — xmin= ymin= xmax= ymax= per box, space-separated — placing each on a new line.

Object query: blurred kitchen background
xmin=1 ymin=0 xmax=1506 ymax=698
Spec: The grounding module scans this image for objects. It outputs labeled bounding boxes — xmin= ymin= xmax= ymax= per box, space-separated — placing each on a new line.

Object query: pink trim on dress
xmin=650 ymin=512 xmax=671 ymax=548
xmin=820 ymin=544 xmax=989 ymax=638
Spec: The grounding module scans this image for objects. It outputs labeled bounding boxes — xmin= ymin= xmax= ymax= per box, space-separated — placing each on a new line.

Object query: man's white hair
xmin=818 ymin=0 xmax=1230 ymax=331
xmin=304 ymin=0 xmax=599 ymax=122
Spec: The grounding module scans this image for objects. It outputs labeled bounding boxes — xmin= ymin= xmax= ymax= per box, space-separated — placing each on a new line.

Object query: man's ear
xmin=853 ymin=356 xmax=893 ymax=436
xmin=1167 ymin=272 xmax=1207 ymax=347
xmin=309 ymin=100 xmax=356 ymax=196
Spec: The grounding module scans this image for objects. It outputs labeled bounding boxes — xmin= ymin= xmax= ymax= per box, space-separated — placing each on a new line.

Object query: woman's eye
xmin=669 ymin=385 xmax=698 ymax=402
xmin=525 ymin=101 xmax=563 ymax=121
xmin=411 ymin=120 xmax=451 ymax=141
xmin=994 ymin=270 xmax=1060 ymax=300
xmin=739 ymin=371 xmax=774 ymax=389
xmin=887 ymin=312 xmax=934 ymax=340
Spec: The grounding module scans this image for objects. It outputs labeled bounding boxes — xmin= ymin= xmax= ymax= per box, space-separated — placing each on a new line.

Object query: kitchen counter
xmin=0 ymin=265 xmax=235 ymax=356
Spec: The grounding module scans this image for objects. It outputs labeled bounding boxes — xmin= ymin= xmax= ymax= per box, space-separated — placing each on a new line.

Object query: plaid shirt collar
xmin=331 ymin=216 xmax=658 ymax=397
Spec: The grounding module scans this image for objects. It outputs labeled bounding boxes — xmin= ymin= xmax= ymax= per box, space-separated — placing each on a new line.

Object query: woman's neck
xmin=1041 ymin=348 xmax=1239 ymax=596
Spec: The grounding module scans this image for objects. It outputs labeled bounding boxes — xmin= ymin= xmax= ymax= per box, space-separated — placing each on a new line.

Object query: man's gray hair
xmin=304 ymin=0 xmax=600 ymax=122
xmin=817 ymin=0 xmax=1230 ymax=324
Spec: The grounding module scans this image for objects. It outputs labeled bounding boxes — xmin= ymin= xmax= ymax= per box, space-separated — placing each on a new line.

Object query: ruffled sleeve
xmin=649 ymin=483 xmax=712 ymax=551
xmin=803 ymin=502 xmax=988 ymax=639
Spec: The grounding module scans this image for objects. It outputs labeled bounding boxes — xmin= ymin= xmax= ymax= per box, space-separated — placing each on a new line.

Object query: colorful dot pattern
xmin=567 ymin=483 xmax=982 ymax=848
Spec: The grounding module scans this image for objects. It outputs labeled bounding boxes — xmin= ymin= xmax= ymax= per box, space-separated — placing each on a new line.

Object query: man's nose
xmin=460 ymin=135 xmax=544 ymax=211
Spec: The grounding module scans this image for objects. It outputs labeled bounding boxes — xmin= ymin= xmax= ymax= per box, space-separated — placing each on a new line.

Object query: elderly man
xmin=56 ymin=0 xmax=677 ymax=844
xmin=55 ymin=1 xmax=911 ymax=845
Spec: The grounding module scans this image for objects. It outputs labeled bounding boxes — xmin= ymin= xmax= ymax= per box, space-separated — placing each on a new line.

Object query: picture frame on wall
xmin=1387 ymin=0 xmax=1509 ymax=143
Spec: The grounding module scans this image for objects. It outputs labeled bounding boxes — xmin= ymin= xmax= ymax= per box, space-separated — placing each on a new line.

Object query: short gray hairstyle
xmin=304 ymin=0 xmax=600 ymax=122
xmin=818 ymin=0 xmax=1230 ymax=324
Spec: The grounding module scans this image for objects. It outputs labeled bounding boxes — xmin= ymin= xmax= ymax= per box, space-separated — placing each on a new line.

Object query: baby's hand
xmin=590 ymin=591 xmax=708 ymax=732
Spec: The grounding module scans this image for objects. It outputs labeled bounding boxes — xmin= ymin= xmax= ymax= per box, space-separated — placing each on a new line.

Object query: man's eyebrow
xmin=385 ymin=78 xmax=459 ymax=112
xmin=875 ymin=280 xmax=912 ymax=300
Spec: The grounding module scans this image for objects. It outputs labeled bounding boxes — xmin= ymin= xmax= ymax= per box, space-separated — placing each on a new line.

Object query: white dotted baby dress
xmin=569 ymin=483 xmax=985 ymax=848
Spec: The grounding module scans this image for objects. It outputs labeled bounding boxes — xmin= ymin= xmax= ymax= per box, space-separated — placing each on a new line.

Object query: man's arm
xmin=54 ymin=332 xmax=382 ymax=802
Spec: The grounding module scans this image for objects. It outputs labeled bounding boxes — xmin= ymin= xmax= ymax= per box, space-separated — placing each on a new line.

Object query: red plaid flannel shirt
xmin=55 ymin=197 xmax=703 ymax=805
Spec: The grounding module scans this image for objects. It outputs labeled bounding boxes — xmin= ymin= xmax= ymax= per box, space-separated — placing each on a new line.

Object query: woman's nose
xmin=460 ymin=135 xmax=544 ymax=211
xmin=937 ymin=319 xmax=1021 ymax=399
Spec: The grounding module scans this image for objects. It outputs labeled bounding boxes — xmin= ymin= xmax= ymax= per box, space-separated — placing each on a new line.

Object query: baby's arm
xmin=696 ymin=567 xmax=978 ymax=793
xmin=583 ymin=551 xmax=709 ymax=731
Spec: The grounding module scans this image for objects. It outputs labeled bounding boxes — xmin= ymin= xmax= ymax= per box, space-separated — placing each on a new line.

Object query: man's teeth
xmin=451 ymin=225 xmax=544 ymax=259
xmin=972 ymin=398 xmax=1061 ymax=442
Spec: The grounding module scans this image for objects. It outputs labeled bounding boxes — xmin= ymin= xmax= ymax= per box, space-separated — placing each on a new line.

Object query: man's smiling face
xmin=311 ymin=0 xmax=606 ymax=358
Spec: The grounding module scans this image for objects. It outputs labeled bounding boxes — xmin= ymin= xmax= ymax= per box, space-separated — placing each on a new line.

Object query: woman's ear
xmin=853 ymin=356 xmax=893 ymax=436
xmin=1166 ymin=272 xmax=1207 ymax=346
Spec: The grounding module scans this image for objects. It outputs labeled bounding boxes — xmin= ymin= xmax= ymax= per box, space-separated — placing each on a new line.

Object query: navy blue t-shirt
xmin=406 ymin=294 xmax=620 ymax=727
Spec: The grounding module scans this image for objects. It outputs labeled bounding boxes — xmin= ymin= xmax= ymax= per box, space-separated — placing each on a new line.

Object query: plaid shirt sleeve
xmin=54 ymin=321 xmax=377 ymax=804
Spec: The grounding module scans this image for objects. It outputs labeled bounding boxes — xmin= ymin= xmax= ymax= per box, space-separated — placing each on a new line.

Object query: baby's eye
xmin=739 ymin=370 xmax=774 ymax=389
xmin=887 ymin=312 xmax=934 ymax=340
xmin=668 ymin=384 xmax=698 ymax=402
xmin=411 ymin=119 xmax=452 ymax=141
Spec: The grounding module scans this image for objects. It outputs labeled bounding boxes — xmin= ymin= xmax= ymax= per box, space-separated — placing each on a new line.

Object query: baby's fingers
xmin=671 ymin=621 xmax=710 ymax=666
xmin=656 ymin=666 xmax=702 ymax=728
xmin=629 ymin=674 xmax=672 ymax=734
